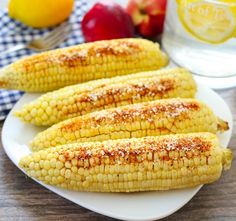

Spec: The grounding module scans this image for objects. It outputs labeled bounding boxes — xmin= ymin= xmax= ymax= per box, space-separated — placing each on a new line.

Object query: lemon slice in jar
xmin=177 ymin=0 xmax=236 ymax=44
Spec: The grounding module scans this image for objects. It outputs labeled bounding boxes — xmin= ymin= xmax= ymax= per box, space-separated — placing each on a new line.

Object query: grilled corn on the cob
xmin=30 ymin=98 xmax=229 ymax=151
xmin=15 ymin=68 xmax=196 ymax=126
xmin=19 ymin=133 xmax=232 ymax=192
xmin=0 ymin=38 xmax=168 ymax=92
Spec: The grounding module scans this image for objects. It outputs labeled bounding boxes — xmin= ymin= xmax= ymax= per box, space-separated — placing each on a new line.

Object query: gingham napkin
xmin=0 ymin=0 xmax=87 ymax=120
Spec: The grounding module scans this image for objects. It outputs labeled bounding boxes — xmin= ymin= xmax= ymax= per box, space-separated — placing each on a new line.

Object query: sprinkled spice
xmin=54 ymin=135 xmax=211 ymax=168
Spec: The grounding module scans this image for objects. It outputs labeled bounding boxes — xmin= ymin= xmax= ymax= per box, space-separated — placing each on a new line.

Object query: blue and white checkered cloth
xmin=0 ymin=0 xmax=87 ymax=120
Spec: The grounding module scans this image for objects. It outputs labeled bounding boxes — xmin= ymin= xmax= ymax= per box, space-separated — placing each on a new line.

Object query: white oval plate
xmin=2 ymin=83 xmax=233 ymax=221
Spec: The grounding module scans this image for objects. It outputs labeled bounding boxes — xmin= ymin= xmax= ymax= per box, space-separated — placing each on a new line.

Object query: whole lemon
xmin=8 ymin=0 xmax=74 ymax=28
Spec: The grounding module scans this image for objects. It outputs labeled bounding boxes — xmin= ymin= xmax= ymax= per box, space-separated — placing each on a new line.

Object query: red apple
xmin=81 ymin=1 xmax=135 ymax=42
xmin=127 ymin=0 xmax=167 ymax=38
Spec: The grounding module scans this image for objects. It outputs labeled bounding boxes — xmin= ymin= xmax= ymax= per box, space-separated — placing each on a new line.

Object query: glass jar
xmin=162 ymin=0 xmax=236 ymax=89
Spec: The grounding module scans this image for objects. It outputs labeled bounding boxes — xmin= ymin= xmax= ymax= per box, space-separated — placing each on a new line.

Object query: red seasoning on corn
xmin=15 ymin=68 xmax=196 ymax=126
xmin=19 ymin=133 xmax=232 ymax=192
xmin=29 ymin=98 xmax=229 ymax=152
xmin=0 ymin=38 xmax=168 ymax=92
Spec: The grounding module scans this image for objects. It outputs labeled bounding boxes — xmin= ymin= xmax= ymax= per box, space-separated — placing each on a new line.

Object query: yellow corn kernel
xmin=19 ymin=132 xmax=232 ymax=192
xmin=14 ymin=68 xmax=197 ymax=126
xmin=30 ymin=98 xmax=229 ymax=151
xmin=0 ymin=38 xmax=168 ymax=92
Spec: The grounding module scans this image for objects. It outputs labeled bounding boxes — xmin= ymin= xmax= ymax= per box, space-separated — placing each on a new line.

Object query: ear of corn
xmin=15 ymin=68 xmax=196 ymax=126
xmin=19 ymin=133 xmax=232 ymax=192
xmin=30 ymin=98 xmax=229 ymax=151
xmin=0 ymin=38 xmax=168 ymax=92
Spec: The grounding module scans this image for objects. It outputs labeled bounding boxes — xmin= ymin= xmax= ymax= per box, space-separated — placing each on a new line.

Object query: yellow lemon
xmin=8 ymin=0 xmax=74 ymax=28
xmin=177 ymin=0 xmax=236 ymax=44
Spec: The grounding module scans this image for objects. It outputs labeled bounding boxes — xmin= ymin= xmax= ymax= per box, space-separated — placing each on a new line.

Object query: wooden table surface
xmin=0 ymin=89 xmax=235 ymax=221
